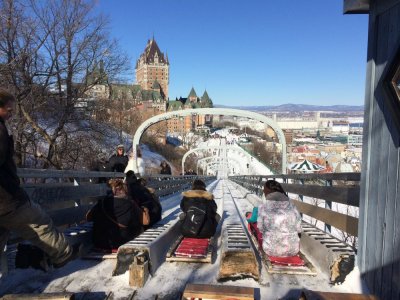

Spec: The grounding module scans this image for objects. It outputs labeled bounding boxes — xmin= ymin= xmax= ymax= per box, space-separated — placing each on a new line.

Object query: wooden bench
xmin=300 ymin=290 xmax=379 ymax=300
xmin=181 ymin=283 xmax=254 ymax=300
xmin=0 ymin=292 xmax=75 ymax=299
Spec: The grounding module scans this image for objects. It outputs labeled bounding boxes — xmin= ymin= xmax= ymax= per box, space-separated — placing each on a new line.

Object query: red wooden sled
xmin=166 ymin=236 xmax=213 ymax=263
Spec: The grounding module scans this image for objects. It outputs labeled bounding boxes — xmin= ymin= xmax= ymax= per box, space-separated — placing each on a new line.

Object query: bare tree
xmin=0 ymin=0 xmax=129 ymax=169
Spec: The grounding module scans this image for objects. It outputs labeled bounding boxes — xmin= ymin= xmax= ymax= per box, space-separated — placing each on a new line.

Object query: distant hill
xmin=214 ymin=103 xmax=364 ymax=112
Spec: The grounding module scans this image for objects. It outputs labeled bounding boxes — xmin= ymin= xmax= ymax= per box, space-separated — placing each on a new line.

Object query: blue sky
xmin=95 ymin=1 xmax=368 ymax=107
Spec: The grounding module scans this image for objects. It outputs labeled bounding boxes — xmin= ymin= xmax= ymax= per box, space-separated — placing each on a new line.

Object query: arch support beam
xmin=132 ymin=108 xmax=286 ymax=174
xmin=181 ymin=145 xmax=254 ymax=175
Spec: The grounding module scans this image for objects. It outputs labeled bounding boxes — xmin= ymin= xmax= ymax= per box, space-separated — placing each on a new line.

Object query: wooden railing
xmin=229 ymin=172 xmax=360 ymax=239
xmin=17 ymin=168 xmax=216 ymax=227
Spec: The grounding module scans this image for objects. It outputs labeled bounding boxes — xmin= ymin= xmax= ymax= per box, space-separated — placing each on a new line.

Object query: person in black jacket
xmin=179 ymin=179 xmax=219 ymax=238
xmin=86 ymin=178 xmax=143 ymax=250
xmin=137 ymin=178 xmax=162 ymax=227
xmin=89 ymin=156 xmax=109 ymax=183
xmin=125 ymin=172 xmax=162 ymax=228
xmin=0 ymin=89 xmax=73 ymax=268
xmin=108 ymin=144 xmax=128 ymax=173
xmin=159 ymin=160 xmax=172 ymax=175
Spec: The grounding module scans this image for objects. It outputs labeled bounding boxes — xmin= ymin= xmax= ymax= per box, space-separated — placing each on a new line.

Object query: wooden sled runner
xmin=246 ymin=212 xmax=317 ymax=276
xmin=166 ymin=235 xmax=212 ymax=263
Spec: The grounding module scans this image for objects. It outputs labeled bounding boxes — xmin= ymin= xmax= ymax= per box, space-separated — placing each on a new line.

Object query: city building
xmin=166 ymin=87 xmax=213 ymax=133
xmin=136 ymin=37 xmax=169 ymax=99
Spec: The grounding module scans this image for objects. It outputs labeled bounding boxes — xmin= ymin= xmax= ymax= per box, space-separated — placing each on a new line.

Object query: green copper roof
xmin=188 ymin=87 xmax=197 ymax=98
xmin=167 ymin=100 xmax=183 ymax=111
xmin=201 ymin=90 xmax=210 ymax=102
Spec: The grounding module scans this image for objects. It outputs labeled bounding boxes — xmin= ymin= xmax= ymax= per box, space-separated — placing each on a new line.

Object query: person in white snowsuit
xmin=257 ymin=180 xmax=302 ymax=257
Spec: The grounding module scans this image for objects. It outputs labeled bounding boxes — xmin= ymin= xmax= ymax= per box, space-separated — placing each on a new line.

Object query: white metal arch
xmin=204 ymin=161 xmax=229 ymax=176
xmin=131 ymin=108 xmax=286 ymax=174
xmin=196 ymin=156 xmax=243 ymax=175
xmin=181 ymin=145 xmax=252 ymax=175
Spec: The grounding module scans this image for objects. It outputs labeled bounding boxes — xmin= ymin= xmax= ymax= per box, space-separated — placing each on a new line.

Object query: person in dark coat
xmin=137 ymin=178 xmax=162 ymax=227
xmin=179 ymin=179 xmax=219 ymax=238
xmin=126 ymin=172 xmax=162 ymax=227
xmin=159 ymin=160 xmax=172 ymax=175
xmin=0 ymin=89 xmax=73 ymax=268
xmin=108 ymin=144 xmax=128 ymax=173
xmin=86 ymin=178 xmax=143 ymax=250
xmin=89 ymin=157 xmax=109 ymax=183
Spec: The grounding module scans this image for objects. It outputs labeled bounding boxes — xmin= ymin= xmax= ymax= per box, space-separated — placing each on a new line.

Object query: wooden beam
xmin=300 ymin=290 xmax=379 ymax=300
xmin=0 ymin=293 xmax=74 ymax=300
xmin=23 ymin=184 xmax=108 ymax=207
xmin=293 ymin=200 xmax=359 ymax=236
xmin=182 ymin=283 xmax=254 ymax=300
xmin=263 ymin=172 xmax=361 ymax=181
xmin=18 ymin=168 xmax=124 ymax=178
xmin=129 ymin=254 xmax=149 ymax=287
xmin=343 ymin=0 xmax=370 ymax=14
xmin=282 ymin=183 xmax=360 ymax=207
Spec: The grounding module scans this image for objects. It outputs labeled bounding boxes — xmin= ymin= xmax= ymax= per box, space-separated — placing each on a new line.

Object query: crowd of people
xmin=92 ymin=148 xmax=172 ymax=178
xmin=86 ymin=172 xmax=162 ymax=250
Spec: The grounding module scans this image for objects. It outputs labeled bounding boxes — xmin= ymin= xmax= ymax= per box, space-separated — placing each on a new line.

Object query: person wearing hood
xmin=179 ymin=179 xmax=219 ymax=238
xmin=108 ymin=144 xmax=128 ymax=173
xmin=257 ymin=180 xmax=301 ymax=257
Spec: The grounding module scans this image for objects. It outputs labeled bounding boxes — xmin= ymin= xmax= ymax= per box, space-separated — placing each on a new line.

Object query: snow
xmin=0 ymin=132 xmax=370 ymax=299
xmin=0 ymin=180 xmax=369 ymax=299
xmin=140 ymin=144 xmax=178 ymax=175
xmin=196 ymin=135 xmax=273 ymax=176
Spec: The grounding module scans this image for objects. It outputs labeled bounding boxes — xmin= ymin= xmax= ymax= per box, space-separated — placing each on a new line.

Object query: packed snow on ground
xmin=140 ymin=144 xmax=178 ymax=175
xmin=0 ymin=180 xmax=369 ymax=300
xmin=196 ymin=134 xmax=273 ymax=176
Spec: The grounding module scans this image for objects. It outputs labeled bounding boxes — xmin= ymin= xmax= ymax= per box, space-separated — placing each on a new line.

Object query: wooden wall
xmin=358 ymin=1 xmax=400 ymax=299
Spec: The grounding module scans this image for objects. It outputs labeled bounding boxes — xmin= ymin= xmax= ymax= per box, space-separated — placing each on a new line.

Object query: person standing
xmin=159 ymin=160 xmax=171 ymax=175
xmin=136 ymin=149 xmax=145 ymax=176
xmin=0 ymin=89 xmax=74 ymax=268
xmin=108 ymin=144 xmax=128 ymax=173
xmin=257 ymin=180 xmax=302 ymax=257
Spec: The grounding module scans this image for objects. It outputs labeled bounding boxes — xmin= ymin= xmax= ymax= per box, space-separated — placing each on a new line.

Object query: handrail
xmin=229 ymin=172 xmax=360 ymax=243
xmin=16 ymin=168 xmax=216 ymax=226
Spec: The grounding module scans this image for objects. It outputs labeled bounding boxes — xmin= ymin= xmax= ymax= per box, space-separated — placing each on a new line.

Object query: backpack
xmin=181 ymin=204 xmax=207 ymax=237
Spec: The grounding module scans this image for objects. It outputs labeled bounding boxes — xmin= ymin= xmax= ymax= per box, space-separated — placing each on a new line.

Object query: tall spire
xmin=188 ymin=87 xmax=197 ymax=98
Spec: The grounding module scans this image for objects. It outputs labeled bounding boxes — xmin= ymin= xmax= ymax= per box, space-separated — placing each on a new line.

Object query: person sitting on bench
xmin=86 ymin=179 xmax=143 ymax=251
xmin=125 ymin=171 xmax=162 ymax=228
xmin=258 ymin=180 xmax=301 ymax=257
xmin=179 ymin=179 xmax=220 ymax=239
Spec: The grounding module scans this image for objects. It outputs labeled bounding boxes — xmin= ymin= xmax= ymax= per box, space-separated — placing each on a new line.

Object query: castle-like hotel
xmin=87 ymin=38 xmax=213 ymax=133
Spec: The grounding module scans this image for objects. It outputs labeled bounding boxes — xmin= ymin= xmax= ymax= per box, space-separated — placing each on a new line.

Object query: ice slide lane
xmin=0 ymin=180 xmax=343 ymax=300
